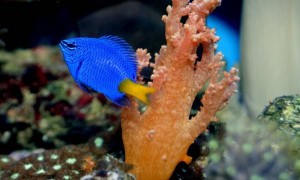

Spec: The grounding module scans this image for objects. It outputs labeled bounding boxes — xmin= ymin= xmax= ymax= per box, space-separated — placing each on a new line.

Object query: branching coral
xmin=121 ymin=0 xmax=239 ymax=179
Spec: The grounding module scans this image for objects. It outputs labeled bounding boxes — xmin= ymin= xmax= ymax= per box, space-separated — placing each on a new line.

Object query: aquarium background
xmin=1 ymin=0 xmax=299 ymax=180
xmin=0 ymin=0 xmax=241 ymax=53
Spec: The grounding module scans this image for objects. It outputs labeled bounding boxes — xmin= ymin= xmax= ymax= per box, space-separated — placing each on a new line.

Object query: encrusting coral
xmin=121 ymin=0 xmax=239 ymax=179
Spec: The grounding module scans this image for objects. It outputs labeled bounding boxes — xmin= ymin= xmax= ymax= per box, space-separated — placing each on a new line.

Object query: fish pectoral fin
xmin=78 ymin=82 xmax=94 ymax=95
xmin=118 ymin=79 xmax=156 ymax=104
xmin=114 ymin=96 xmax=131 ymax=107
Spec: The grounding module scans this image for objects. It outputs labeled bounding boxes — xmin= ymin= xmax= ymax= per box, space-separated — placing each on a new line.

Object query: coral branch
xmin=121 ymin=0 xmax=239 ymax=179
xmin=135 ymin=48 xmax=151 ymax=83
xmin=190 ymin=68 xmax=239 ymax=137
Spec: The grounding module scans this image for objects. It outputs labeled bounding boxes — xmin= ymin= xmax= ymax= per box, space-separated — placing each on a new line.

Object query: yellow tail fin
xmin=119 ymin=79 xmax=156 ymax=104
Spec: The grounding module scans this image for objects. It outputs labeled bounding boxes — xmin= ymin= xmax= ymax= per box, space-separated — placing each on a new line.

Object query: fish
xmin=59 ymin=36 xmax=155 ymax=106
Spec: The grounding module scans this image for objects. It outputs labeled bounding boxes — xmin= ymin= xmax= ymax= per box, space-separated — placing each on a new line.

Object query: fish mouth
xmin=59 ymin=40 xmax=69 ymax=49
xmin=59 ymin=40 xmax=77 ymax=51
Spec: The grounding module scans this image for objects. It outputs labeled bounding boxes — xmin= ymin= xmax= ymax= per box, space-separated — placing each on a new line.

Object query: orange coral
xmin=121 ymin=0 xmax=239 ymax=179
xmin=81 ymin=156 xmax=96 ymax=174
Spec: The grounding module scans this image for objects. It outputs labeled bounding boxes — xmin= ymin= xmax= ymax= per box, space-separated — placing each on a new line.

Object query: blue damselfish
xmin=59 ymin=36 xmax=155 ymax=106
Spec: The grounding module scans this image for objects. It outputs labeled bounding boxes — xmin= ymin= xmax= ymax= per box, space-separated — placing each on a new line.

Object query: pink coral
xmin=121 ymin=0 xmax=239 ymax=179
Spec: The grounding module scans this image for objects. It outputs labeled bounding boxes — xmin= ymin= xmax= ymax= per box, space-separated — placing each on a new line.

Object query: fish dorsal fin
xmin=98 ymin=36 xmax=137 ymax=80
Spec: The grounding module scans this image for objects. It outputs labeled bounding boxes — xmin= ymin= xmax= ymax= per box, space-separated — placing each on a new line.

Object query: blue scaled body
xmin=59 ymin=36 xmax=137 ymax=106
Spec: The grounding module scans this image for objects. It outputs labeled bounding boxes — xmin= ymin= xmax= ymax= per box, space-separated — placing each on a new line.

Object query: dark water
xmin=0 ymin=0 xmax=241 ymax=51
